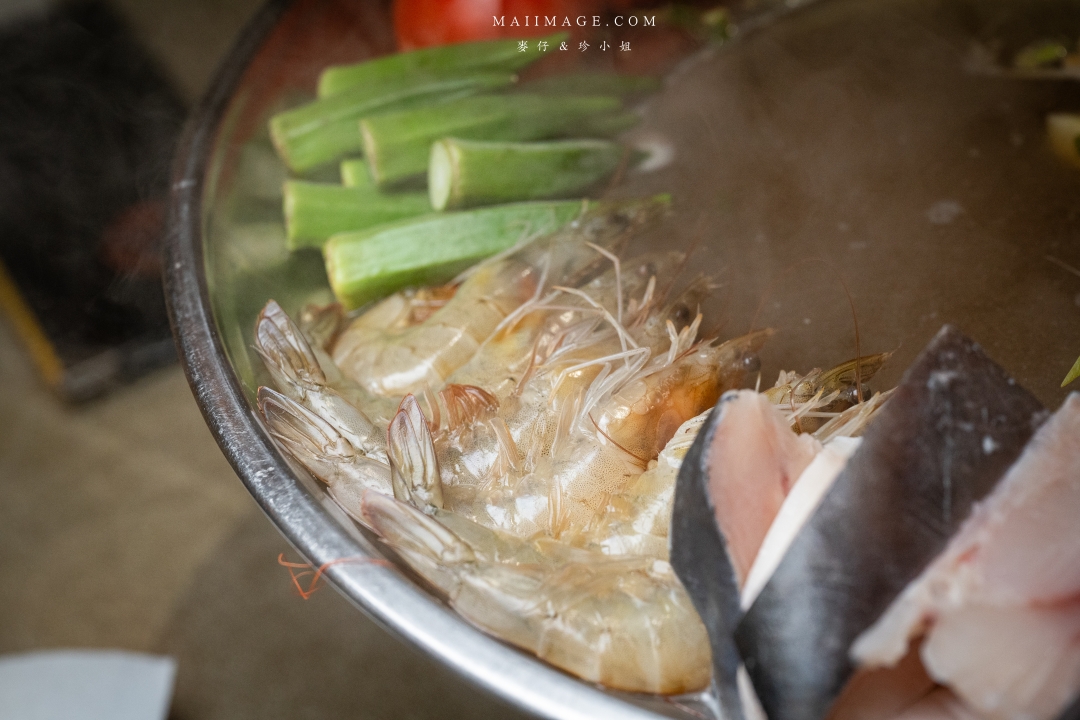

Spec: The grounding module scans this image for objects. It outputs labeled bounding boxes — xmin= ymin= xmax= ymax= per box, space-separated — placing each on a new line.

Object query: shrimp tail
xmin=255 ymin=300 xmax=326 ymax=394
xmin=439 ymin=384 xmax=499 ymax=431
xmin=388 ymin=395 xmax=444 ymax=512
xmin=360 ymin=490 xmax=475 ymax=567
xmin=257 ymin=386 xmax=392 ymax=497
xmin=256 ymin=309 xmax=383 ymax=458
xmin=259 ymin=386 xmax=350 ymax=464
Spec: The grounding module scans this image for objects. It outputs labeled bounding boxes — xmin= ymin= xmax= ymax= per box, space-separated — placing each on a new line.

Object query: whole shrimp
xmin=765 ymin=351 xmax=892 ymax=433
xmin=331 ymin=199 xmax=668 ymax=399
xmin=541 ymin=324 xmax=775 ymax=538
xmin=430 ymin=266 xmax=715 ymax=537
xmin=445 ymin=249 xmax=684 ymax=402
xmin=358 ymin=431 xmax=711 ymax=695
xmin=593 ymin=324 xmax=774 ymax=463
xmin=577 ymin=383 xmax=895 ymax=559
xmin=432 ymin=251 xmax=689 ymax=491
xmin=390 ymin=318 xmax=772 ymax=541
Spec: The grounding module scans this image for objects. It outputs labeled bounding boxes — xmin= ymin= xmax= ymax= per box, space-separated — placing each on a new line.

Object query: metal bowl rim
xmin=161 ymin=2 xmax=685 ymax=718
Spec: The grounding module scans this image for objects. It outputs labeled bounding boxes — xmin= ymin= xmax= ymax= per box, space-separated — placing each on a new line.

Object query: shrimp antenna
xmin=749 ymin=256 xmax=863 ymax=402
xmin=748 ymin=257 xmax=818 ymax=333
xmin=602 ymin=144 xmax=635 ymax=195
xmin=658 ymin=213 xmax=708 ymax=306
xmin=1046 ymin=254 xmax=1080 ymax=279
xmin=588 ymin=412 xmax=647 ymax=466
xmin=586 ymin=242 xmax=623 ymax=325
xmin=835 ymin=271 xmax=863 ymax=403
xmin=695 ymin=271 xmax=731 ymax=341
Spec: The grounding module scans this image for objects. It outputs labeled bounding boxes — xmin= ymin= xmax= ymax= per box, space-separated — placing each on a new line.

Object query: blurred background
xmin=3 ymin=0 xmax=1079 ymax=717
xmin=0 ymin=0 xmax=530 ymax=716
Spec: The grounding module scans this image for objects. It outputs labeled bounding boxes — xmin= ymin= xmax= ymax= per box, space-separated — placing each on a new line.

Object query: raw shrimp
xmin=594 ymin=327 xmax=775 ymax=463
xmin=429 ymin=253 xmax=713 ymax=533
xmin=765 ymin=352 xmax=892 ymax=407
xmin=438 ymin=320 xmax=773 ymax=540
xmin=579 ymin=410 xmax=710 ymax=559
xmin=813 ymin=388 xmax=894 ymax=444
xmin=363 ymin=400 xmax=712 ymax=694
xmin=429 ymin=250 xmax=690 ymax=493
xmin=255 ymin=300 xmax=392 ymax=450
xmin=253 ymin=198 xmax=788 ymax=696
xmin=766 ymin=352 xmax=892 ymax=433
xmin=359 ymin=484 xmax=711 ymax=695
xmin=331 ymin=199 xmax=666 ymax=398
xmin=445 ymin=250 xmax=685 ymax=402
xmin=541 ymin=327 xmax=775 ymax=539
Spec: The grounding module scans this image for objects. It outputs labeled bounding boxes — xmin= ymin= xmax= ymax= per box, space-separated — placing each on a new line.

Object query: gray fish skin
xmin=735 ymin=325 xmax=1047 ymax=720
xmin=1060 ymin=694 xmax=1080 ymax=720
xmin=670 ymin=392 xmax=746 ymax=720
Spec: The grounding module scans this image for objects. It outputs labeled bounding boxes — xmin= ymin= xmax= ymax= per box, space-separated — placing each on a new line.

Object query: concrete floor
xmin=0 ymin=319 xmax=528 ymax=719
xmin=0 ymin=2 xmax=529 ymax=716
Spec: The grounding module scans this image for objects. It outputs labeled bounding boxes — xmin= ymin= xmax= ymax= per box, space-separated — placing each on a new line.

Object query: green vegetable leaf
xmin=1063 ymin=355 xmax=1080 ymax=387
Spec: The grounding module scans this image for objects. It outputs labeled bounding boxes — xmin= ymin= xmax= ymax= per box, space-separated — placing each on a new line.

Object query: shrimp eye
xmin=840 ymin=386 xmax=863 ymax=404
xmin=671 ymin=303 xmax=692 ymax=324
xmin=741 ymin=353 xmax=762 ymax=374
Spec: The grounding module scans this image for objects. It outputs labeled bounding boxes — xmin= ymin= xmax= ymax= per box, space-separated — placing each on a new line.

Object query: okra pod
xmin=324 ymin=199 xmax=587 ymax=308
xmin=284 ymin=180 xmax=430 ymax=250
xmin=429 ymin=138 xmax=622 ymax=210
xmin=339 ymin=159 xmax=370 ymax=188
xmin=576 ymin=110 xmax=641 ymax=137
xmin=270 ymin=73 xmax=515 ymax=172
xmin=318 ymin=33 xmax=567 ymax=97
xmin=361 ymin=94 xmax=625 ymax=188
xmin=520 ymin=71 xmax=661 ymax=97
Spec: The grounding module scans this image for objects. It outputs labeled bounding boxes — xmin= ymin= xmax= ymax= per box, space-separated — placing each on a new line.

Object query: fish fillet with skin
xmin=707 ymin=390 xmax=821 ymax=585
xmin=852 ymin=393 xmax=1080 ymax=720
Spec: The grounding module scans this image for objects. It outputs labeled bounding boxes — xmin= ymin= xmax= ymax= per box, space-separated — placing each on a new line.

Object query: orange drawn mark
xmin=277 ymin=553 xmax=391 ymax=600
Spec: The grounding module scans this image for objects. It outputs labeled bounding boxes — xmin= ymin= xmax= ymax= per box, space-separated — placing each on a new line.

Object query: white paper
xmin=0 ymin=649 xmax=176 ymax=720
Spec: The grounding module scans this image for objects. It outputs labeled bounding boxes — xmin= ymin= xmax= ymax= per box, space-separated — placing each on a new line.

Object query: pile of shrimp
xmin=253 ymin=199 xmax=892 ymax=695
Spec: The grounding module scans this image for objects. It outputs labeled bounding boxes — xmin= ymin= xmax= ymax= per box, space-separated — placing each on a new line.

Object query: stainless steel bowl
xmin=164 ymin=0 xmax=1080 ymax=717
xmin=163 ymin=2 xmax=724 ymax=717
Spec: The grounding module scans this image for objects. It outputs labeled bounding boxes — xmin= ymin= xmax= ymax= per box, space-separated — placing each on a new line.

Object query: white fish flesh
xmin=852 ymin=393 xmax=1080 ymax=720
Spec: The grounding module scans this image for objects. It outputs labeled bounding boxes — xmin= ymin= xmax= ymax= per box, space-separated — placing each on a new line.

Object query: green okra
xmin=270 ymin=73 xmax=515 ymax=172
xmin=429 ymin=138 xmax=622 ymax=210
xmin=576 ymin=110 xmax=641 ymax=137
xmin=284 ymin=180 xmax=430 ymax=250
xmin=339 ymin=159 xmax=371 ymax=188
xmin=317 ymin=33 xmax=567 ymax=97
xmin=520 ymin=71 xmax=661 ymax=97
xmin=324 ymin=199 xmax=588 ymax=309
xmin=1014 ymin=39 xmax=1069 ymax=70
xmin=360 ymin=94 xmax=626 ymax=189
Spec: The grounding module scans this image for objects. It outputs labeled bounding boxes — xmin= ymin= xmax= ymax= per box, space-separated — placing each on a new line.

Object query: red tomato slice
xmin=395 ymin=0 xmax=610 ymax=49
